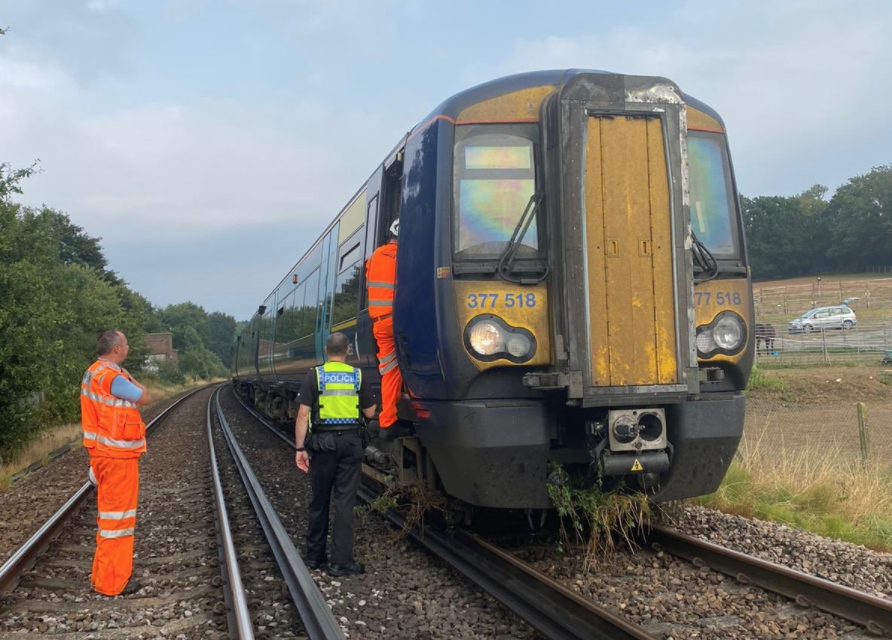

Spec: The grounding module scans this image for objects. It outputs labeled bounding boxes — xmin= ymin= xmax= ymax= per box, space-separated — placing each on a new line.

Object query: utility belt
xmin=312 ymin=424 xmax=361 ymax=433
xmin=372 ymin=312 xmax=392 ymax=323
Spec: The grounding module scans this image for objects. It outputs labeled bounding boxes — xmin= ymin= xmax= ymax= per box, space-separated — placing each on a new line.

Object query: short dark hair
xmin=97 ymin=330 xmax=123 ymax=356
xmin=325 ymin=332 xmax=350 ymax=357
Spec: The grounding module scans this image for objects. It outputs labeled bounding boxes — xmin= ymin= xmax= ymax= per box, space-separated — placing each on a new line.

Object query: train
xmin=232 ymin=69 xmax=754 ymax=512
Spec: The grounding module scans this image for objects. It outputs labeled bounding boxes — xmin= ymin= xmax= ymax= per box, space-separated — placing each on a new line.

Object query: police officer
xmin=294 ymin=332 xmax=376 ymax=576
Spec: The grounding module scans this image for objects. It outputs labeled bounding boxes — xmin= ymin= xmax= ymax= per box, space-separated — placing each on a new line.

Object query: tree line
xmin=743 ymin=165 xmax=892 ymax=281
xmin=0 ymin=165 xmax=234 ymax=460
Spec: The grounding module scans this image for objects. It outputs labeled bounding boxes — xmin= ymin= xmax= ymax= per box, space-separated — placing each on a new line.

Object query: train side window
xmin=331 ymin=262 xmax=361 ymax=327
xmin=339 ymin=240 xmax=362 ymax=272
xmin=297 ymin=270 xmax=319 ymax=337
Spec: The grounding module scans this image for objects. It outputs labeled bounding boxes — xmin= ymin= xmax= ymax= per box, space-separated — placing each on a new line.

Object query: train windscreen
xmin=453 ymin=129 xmax=538 ymax=260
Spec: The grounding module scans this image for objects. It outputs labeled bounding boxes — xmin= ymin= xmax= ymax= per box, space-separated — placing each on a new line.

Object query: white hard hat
xmin=389 ymin=219 xmax=400 ymax=237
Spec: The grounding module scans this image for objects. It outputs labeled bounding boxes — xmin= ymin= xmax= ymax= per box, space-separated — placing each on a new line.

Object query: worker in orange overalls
xmin=81 ymin=330 xmax=151 ymax=596
xmin=365 ymin=219 xmax=412 ymax=440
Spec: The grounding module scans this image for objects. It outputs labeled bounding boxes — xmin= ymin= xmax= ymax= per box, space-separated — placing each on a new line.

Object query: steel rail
xmin=0 ymin=384 xmax=211 ymax=596
xmin=213 ymin=392 xmax=347 ymax=640
xmin=356 ymin=486 xmax=657 ymax=640
xmin=207 ymin=389 xmax=255 ymax=640
xmin=649 ymin=525 xmax=892 ymax=637
xmin=234 ymin=384 xmax=655 ymax=640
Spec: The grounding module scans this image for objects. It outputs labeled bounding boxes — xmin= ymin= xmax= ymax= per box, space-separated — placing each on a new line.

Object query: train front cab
xmin=396 ymin=71 xmax=753 ymax=510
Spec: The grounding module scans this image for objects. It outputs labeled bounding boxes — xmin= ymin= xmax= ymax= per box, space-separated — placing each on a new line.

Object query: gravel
xmin=220 ymin=385 xmax=544 ymax=640
xmin=0 ymin=387 xmax=229 ymax=637
xmin=0 ymin=388 xmax=200 ymax=567
xmin=671 ymin=505 xmax=892 ymax=601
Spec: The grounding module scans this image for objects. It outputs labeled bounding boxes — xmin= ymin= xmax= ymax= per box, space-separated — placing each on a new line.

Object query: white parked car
xmin=787 ymin=306 xmax=857 ymax=334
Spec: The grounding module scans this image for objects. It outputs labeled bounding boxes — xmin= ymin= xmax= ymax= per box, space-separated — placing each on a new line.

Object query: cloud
xmin=460 ymin=0 xmax=892 ymax=196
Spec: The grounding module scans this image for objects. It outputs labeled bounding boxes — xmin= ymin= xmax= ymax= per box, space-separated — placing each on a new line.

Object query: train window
xmin=331 ymin=263 xmax=361 ymax=327
xmin=297 ymin=269 xmax=320 ymax=337
xmin=453 ymin=127 xmax=539 ymax=260
xmin=688 ymin=132 xmax=738 ymax=257
xmin=339 ymin=240 xmax=361 ymax=273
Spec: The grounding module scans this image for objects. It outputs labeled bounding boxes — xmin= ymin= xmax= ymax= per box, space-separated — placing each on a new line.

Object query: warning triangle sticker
xmin=631 ymin=459 xmax=643 ymax=472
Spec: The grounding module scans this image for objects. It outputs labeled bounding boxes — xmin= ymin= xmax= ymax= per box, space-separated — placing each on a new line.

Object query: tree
xmin=159 ymin=302 xmax=210 ymax=352
xmin=823 ymin=165 xmax=892 ymax=270
xmin=207 ymin=311 xmax=237 ymax=366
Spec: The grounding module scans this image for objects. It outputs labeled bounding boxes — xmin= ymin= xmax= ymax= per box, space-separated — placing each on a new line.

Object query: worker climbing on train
xmin=365 ymin=219 xmax=413 ymax=440
xmin=81 ymin=330 xmax=152 ymax=597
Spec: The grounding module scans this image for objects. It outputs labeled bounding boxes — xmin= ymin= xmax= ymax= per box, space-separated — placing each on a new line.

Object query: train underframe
xmin=234 ymin=379 xmax=744 ymax=512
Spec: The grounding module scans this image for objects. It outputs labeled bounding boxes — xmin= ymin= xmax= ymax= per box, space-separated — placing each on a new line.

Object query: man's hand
xmin=296 ymin=450 xmax=309 ymax=473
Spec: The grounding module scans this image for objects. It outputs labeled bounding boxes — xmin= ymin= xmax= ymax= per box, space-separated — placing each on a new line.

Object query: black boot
xmin=379 ymin=421 xmax=414 ymax=441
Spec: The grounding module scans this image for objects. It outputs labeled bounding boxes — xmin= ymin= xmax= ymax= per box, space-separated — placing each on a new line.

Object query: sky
xmin=2 ymin=0 xmax=891 ymax=320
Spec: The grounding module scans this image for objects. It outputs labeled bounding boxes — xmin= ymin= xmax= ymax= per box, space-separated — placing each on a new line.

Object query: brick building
xmin=144 ymin=332 xmax=178 ymax=371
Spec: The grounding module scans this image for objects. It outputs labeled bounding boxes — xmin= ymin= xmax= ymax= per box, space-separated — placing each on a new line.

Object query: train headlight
xmin=713 ymin=316 xmax=744 ymax=350
xmin=464 ymin=316 xmax=537 ymax=363
xmin=696 ymin=311 xmax=747 ymax=358
xmin=469 ymin=321 xmax=503 ymax=356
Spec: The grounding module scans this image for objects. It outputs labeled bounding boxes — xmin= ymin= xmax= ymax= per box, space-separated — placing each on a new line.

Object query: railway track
xmin=233 ymin=387 xmax=656 ymax=640
xmin=646 ymin=525 xmax=892 ymax=638
xmin=0 ymin=386 xmax=347 ymax=639
xmin=233 ymin=382 xmax=892 ymax=639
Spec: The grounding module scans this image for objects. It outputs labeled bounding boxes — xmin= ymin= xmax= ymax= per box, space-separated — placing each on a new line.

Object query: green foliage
xmin=744 ymin=167 xmax=892 ymax=280
xmin=207 ymin=311 xmax=237 ymax=365
xmin=745 ymin=367 xmax=786 ymax=394
xmin=547 ymin=463 xmax=650 ymax=571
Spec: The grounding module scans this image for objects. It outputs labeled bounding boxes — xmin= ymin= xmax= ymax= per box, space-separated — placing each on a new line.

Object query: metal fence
xmin=753 ymin=277 xmax=892 ymax=317
xmin=742 ymin=398 xmax=892 ymax=469
xmin=753 ymin=318 xmax=892 ymax=366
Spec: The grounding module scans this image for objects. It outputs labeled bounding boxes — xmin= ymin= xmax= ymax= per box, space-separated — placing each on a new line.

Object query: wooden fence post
xmin=858 ymin=403 xmax=868 ymax=469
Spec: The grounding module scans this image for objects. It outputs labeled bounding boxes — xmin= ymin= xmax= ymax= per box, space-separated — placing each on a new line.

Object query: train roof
xmin=414 ymin=68 xmax=726 ymax=135
xmin=244 ymin=69 xmax=725 ymax=323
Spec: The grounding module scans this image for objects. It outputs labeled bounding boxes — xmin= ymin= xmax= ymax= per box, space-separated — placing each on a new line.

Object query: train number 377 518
xmin=467 ymin=293 xmax=537 ymax=309
xmin=694 ymin=291 xmax=742 ymax=306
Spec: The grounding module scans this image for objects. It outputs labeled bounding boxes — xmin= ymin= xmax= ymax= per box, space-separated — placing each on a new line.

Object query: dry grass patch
xmin=0 ymin=379 xmax=220 ymax=490
xmin=698 ymin=432 xmax=892 ymax=551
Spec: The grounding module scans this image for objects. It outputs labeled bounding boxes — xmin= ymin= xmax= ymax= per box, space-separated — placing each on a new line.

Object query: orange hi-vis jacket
xmin=81 ymin=360 xmax=146 ymax=459
xmin=366 ymin=242 xmax=397 ymax=319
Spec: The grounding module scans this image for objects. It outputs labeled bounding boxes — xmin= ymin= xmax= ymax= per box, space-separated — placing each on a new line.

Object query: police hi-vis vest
xmin=81 ymin=360 xmax=147 ymax=458
xmin=314 ymin=362 xmax=362 ymax=428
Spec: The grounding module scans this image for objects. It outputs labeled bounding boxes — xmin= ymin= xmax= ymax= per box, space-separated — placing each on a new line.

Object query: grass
xmin=547 ymin=465 xmax=651 ymax=571
xmin=745 ymin=367 xmax=787 ymax=393
xmin=697 ymin=435 xmax=892 ymax=551
xmin=0 ymin=378 xmax=220 ymax=490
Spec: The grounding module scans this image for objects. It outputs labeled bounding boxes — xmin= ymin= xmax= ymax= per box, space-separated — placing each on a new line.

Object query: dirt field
xmin=745 ymin=364 xmax=892 ymax=468
xmin=753 ymin=273 xmax=892 ymax=289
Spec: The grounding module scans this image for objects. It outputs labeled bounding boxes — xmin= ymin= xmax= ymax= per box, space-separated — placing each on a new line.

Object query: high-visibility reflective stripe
xmin=368 ymin=281 xmax=395 ymax=290
xmin=99 ymin=509 xmax=137 ymax=520
xmin=369 ymin=300 xmax=392 ymax=307
xmin=96 ymin=434 xmax=146 ymax=449
xmin=81 ymin=388 xmax=137 ymax=409
xmin=83 ymin=431 xmax=98 ymax=441
xmin=378 ymin=352 xmax=396 ymax=366
xmin=99 ymin=527 xmax=135 ymax=539
xmin=379 ymin=359 xmax=399 ymax=375
xmin=320 ymin=389 xmax=356 ymax=396
xmin=319 ymin=418 xmax=361 ymax=425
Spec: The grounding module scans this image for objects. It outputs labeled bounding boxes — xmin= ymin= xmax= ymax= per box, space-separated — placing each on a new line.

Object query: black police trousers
xmin=306 ymin=430 xmax=363 ymax=566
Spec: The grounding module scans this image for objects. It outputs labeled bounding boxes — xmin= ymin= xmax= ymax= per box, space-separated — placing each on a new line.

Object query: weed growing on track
xmin=358 ymin=484 xmax=448 ymax=540
xmin=698 ymin=436 xmax=892 ymax=551
xmin=547 ymin=464 xmax=650 ymax=571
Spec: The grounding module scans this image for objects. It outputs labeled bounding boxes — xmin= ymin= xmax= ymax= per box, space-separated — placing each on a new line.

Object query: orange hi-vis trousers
xmin=373 ymin=316 xmax=402 ymax=429
xmin=90 ymin=456 xmax=139 ymax=596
